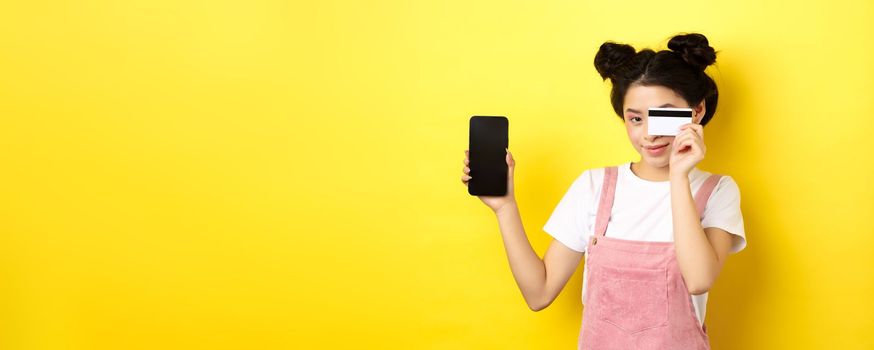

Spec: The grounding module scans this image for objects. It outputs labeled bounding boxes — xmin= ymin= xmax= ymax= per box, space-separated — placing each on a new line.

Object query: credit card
xmin=647 ymin=107 xmax=692 ymax=136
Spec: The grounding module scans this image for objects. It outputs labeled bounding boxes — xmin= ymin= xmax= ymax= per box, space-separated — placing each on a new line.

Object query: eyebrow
xmin=625 ymin=103 xmax=675 ymax=114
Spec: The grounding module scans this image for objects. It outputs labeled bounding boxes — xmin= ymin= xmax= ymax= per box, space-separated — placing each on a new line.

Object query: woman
xmin=460 ymin=32 xmax=746 ymax=349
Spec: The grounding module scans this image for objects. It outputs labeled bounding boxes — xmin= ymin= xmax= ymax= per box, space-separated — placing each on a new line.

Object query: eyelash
xmin=630 ymin=116 xmax=642 ymax=123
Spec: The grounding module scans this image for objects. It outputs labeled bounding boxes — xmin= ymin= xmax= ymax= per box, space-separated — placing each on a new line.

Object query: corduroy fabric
xmin=578 ymin=166 xmax=721 ymax=350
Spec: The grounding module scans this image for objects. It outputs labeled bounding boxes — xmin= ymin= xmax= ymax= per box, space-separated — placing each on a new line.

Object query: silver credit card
xmin=647 ymin=107 xmax=692 ymax=136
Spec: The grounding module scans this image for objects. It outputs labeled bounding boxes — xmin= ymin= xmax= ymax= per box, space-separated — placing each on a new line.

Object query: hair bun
xmin=667 ymin=33 xmax=716 ymax=71
xmin=594 ymin=42 xmax=636 ymax=80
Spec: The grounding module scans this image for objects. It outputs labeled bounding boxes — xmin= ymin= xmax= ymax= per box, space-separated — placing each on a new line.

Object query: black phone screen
xmin=468 ymin=116 xmax=508 ymax=196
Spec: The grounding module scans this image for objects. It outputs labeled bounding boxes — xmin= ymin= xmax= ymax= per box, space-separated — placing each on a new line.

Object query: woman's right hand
xmin=461 ymin=148 xmax=517 ymax=214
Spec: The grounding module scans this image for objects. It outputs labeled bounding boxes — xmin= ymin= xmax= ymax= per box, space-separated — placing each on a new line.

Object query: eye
xmin=630 ymin=116 xmax=642 ymax=123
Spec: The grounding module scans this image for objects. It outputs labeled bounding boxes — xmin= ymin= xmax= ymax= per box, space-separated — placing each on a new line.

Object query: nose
xmin=645 ymin=134 xmax=661 ymax=142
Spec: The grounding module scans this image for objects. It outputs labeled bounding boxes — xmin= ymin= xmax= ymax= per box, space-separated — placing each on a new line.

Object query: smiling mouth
xmin=644 ymin=144 xmax=669 ymax=150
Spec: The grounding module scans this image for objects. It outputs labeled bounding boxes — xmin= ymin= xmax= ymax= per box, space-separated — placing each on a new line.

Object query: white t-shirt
xmin=542 ymin=161 xmax=747 ymax=327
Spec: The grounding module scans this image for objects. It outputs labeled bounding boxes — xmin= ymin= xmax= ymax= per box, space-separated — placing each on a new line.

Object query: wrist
xmin=494 ymin=200 xmax=518 ymax=217
xmin=670 ymin=172 xmax=690 ymax=184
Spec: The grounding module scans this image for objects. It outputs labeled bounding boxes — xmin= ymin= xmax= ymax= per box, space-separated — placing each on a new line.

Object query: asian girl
xmin=460 ymin=32 xmax=747 ymax=349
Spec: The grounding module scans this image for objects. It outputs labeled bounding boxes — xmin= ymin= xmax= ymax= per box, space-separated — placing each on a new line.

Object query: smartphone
xmin=647 ymin=107 xmax=693 ymax=136
xmin=468 ymin=116 xmax=508 ymax=196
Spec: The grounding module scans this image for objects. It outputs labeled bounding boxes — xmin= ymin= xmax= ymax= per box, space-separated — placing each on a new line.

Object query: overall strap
xmin=594 ymin=166 xmax=618 ymax=237
xmin=593 ymin=167 xmax=722 ymax=238
xmin=694 ymin=174 xmax=723 ymax=221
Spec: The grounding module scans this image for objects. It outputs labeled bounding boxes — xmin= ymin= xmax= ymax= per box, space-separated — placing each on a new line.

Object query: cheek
xmin=625 ymin=129 xmax=638 ymax=142
xmin=626 ymin=125 xmax=644 ymax=141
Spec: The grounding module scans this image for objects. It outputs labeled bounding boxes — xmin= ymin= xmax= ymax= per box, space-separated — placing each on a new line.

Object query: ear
xmin=692 ymin=100 xmax=706 ymax=124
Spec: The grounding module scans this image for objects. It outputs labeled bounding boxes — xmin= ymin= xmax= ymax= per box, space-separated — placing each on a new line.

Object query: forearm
xmin=670 ymin=175 xmax=719 ymax=294
xmin=494 ymin=201 xmax=547 ymax=308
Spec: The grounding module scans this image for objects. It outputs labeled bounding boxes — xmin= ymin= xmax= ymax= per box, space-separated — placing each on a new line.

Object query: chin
xmin=640 ymin=154 xmax=670 ymax=168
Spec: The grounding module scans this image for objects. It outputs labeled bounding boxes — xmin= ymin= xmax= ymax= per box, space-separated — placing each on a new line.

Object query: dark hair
xmin=593 ymin=33 xmax=719 ymax=127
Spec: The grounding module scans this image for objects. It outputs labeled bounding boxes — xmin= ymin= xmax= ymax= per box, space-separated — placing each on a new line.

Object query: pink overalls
xmin=578 ymin=166 xmax=722 ymax=350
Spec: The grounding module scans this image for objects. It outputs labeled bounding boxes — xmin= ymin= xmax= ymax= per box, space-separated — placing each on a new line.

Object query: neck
xmin=630 ymin=159 xmax=671 ymax=182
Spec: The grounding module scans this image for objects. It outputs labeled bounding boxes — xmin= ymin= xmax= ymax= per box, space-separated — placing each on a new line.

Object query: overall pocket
xmin=594 ymin=263 xmax=668 ymax=333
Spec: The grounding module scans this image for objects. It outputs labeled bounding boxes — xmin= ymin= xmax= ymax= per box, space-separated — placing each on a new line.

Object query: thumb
xmin=506 ymin=148 xmax=515 ymax=175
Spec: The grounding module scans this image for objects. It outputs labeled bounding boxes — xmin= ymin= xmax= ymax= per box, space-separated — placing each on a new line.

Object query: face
xmin=622 ymin=84 xmax=705 ymax=168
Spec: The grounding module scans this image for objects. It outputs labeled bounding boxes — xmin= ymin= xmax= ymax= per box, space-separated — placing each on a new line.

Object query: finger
xmin=683 ymin=139 xmax=699 ymax=152
xmin=461 ymin=174 xmax=472 ymax=183
xmin=681 ymin=130 xmax=697 ymax=142
xmin=687 ymin=124 xmax=703 ymax=137
xmin=684 ymin=131 xmax=696 ymax=142
xmin=675 ymin=138 xmax=693 ymax=152
xmin=464 ymin=158 xmax=469 ymax=166
xmin=673 ymin=133 xmax=690 ymax=147
xmin=685 ymin=133 xmax=704 ymax=149
xmin=463 ymin=166 xmax=470 ymax=174
xmin=693 ymin=139 xmax=705 ymax=152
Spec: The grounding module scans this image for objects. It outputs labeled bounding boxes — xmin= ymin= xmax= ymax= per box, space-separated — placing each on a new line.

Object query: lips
xmin=644 ymin=143 xmax=669 ymax=156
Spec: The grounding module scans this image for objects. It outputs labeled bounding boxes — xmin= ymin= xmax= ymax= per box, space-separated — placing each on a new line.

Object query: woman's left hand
xmin=669 ymin=123 xmax=706 ymax=178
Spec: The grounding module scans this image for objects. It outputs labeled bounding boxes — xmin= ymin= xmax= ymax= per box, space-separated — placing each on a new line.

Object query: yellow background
xmin=1 ymin=0 xmax=872 ymax=349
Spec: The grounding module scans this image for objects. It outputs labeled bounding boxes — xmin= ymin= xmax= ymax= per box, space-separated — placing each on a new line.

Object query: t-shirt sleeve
xmin=542 ymin=170 xmax=594 ymax=253
xmin=701 ymin=175 xmax=747 ymax=254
